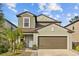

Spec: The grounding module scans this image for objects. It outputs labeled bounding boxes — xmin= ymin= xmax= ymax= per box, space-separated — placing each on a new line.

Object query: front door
xmin=25 ymin=35 xmax=33 ymax=48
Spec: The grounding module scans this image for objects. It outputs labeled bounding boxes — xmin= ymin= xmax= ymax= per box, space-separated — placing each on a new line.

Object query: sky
xmin=2 ymin=3 xmax=79 ymax=26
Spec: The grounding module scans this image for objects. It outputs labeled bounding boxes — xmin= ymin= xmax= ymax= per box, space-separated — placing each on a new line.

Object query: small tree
xmin=12 ymin=28 xmax=23 ymax=52
xmin=70 ymin=16 xmax=79 ymax=23
xmin=0 ymin=4 xmax=8 ymax=54
xmin=2 ymin=28 xmax=23 ymax=52
xmin=0 ymin=3 xmax=4 ymax=28
xmin=0 ymin=3 xmax=5 ymax=40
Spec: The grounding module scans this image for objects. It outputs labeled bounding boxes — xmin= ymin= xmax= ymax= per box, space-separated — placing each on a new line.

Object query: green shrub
xmin=0 ymin=44 xmax=8 ymax=54
xmin=75 ymin=45 xmax=79 ymax=51
xmin=32 ymin=44 xmax=38 ymax=50
xmin=16 ymin=43 xmax=21 ymax=50
xmin=16 ymin=42 xmax=25 ymax=50
xmin=72 ymin=43 xmax=76 ymax=49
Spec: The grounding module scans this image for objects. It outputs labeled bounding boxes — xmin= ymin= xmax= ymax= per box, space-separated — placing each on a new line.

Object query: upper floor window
xmin=23 ymin=17 xmax=30 ymax=28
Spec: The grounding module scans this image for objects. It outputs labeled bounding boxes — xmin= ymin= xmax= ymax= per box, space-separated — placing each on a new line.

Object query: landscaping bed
xmin=0 ymin=50 xmax=32 ymax=56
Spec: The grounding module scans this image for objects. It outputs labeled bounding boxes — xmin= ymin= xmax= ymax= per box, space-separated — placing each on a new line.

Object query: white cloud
xmin=8 ymin=7 xmax=17 ymax=13
xmin=38 ymin=3 xmax=47 ymax=11
xmin=6 ymin=3 xmax=17 ymax=13
xmin=42 ymin=12 xmax=49 ymax=15
xmin=67 ymin=13 xmax=72 ymax=17
xmin=6 ymin=3 xmax=16 ymax=8
xmin=61 ymin=13 xmax=65 ymax=16
xmin=56 ymin=14 xmax=60 ymax=18
xmin=47 ymin=3 xmax=63 ymax=12
xmin=66 ymin=17 xmax=72 ymax=22
xmin=49 ymin=15 xmax=54 ymax=18
xmin=38 ymin=3 xmax=63 ymax=19
xmin=38 ymin=3 xmax=63 ymax=12
xmin=67 ymin=17 xmax=71 ymax=20
xmin=42 ymin=11 xmax=53 ymax=17
xmin=74 ymin=6 xmax=79 ymax=10
xmin=66 ymin=13 xmax=79 ymax=21
xmin=74 ymin=13 xmax=79 ymax=16
xmin=24 ymin=9 xmax=29 ymax=11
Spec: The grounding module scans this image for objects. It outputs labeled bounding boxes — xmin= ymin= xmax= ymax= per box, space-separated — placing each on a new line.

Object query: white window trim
xmin=23 ymin=17 xmax=30 ymax=28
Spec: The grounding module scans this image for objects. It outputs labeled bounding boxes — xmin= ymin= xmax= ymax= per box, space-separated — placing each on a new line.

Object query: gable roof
xmin=37 ymin=14 xmax=61 ymax=23
xmin=16 ymin=11 xmax=74 ymax=33
xmin=16 ymin=11 xmax=61 ymax=23
xmin=16 ymin=11 xmax=36 ymax=17
xmin=54 ymin=24 xmax=74 ymax=33
xmin=37 ymin=23 xmax=74 ymax=33
xmin=64 ymin=20 xmax=79 ymax=27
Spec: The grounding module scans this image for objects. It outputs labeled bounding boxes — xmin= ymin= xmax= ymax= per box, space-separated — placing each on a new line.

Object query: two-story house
xmin=0 ymin=19 xmax=17 ymax=32
xmin=16 ymin=11 xmax=73 ymax=50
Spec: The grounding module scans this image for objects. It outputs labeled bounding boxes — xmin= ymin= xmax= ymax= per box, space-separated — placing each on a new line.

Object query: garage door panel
xmin=38 ymin=36 xmax=67 ymax=49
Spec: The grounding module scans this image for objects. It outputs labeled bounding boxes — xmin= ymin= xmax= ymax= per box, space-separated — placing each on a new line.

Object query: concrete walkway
xmin=37 ymin=49 xmax=78 ymax=56
xmin=24 ymin=49 xmax=79 ymax=56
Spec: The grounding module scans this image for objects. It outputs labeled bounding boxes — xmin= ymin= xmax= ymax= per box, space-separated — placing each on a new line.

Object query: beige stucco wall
xmin=18 ymin=13 xmax=35 ymax=28
xmin=67 ymin=21 xmax=79 ymax=42
xmin=38 ymin=24 xmax=69 ymax=36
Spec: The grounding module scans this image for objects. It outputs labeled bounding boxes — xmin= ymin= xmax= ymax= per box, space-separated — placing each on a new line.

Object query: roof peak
xmin=16 ymin=11 xmax=61 ymax=23
xmin=37 ymin=14 xmax=61 ymax=23
xmin=16 ymin=11 xmax=37 ymax=17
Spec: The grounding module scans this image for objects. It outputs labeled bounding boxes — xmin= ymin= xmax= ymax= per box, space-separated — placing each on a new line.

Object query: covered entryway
xmin=24 ymin=35 xmax=33 ymax=48
xmin=38 ymin=36 xmax=67 ymax=49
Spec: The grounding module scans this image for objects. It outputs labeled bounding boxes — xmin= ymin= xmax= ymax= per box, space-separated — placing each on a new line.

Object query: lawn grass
xmin=0 ymin=50 xmax=32 ymax=56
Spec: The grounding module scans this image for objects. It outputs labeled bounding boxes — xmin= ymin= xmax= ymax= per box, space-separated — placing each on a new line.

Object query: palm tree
xmin=2 ymin=28 xmax=23 ymax=52
xmin=12 ymin=28 xmax=23 ymax=52
xmin=2 ymin=28 xmax=13 ymax=52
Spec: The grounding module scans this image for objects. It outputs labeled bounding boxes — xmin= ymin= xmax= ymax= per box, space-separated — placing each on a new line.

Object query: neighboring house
xmin=16 ymin=11 xmax=73 ymax=50
xmin=4 ymin=19 xmax=17 ymax=30
xmin=0 ymin=19 xmax=17 ymax=32
xmin=4 ymin=19 xmax=17 ymax=29
xmin=65 ymin=20 xmax=79 ymax=47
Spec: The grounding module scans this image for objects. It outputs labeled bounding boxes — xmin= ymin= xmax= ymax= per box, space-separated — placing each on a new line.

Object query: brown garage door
xmin=38 ymin=36 xmax=67 ymax=49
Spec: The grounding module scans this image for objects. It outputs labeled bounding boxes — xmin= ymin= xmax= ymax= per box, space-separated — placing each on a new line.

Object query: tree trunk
xmin=9 ymin=41 xmax=13 ymax=52
xmin=13 ymin=42 xmax=15 ymax=53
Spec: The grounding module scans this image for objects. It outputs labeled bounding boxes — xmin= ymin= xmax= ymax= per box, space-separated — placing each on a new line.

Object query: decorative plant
xmin=16 ymin=41 xmax=25 ymax=50
xmin=32 ymin=44 xmax=38 ymax=50
xmin=0 ymin=44 xmax=8 ymax=54
xmin=75 ymin=45 xmax=79 ymax=51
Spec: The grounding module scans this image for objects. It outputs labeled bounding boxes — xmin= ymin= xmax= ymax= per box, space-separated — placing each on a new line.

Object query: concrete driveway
xmin=37 ymin=49 xmax=78 ymax=56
